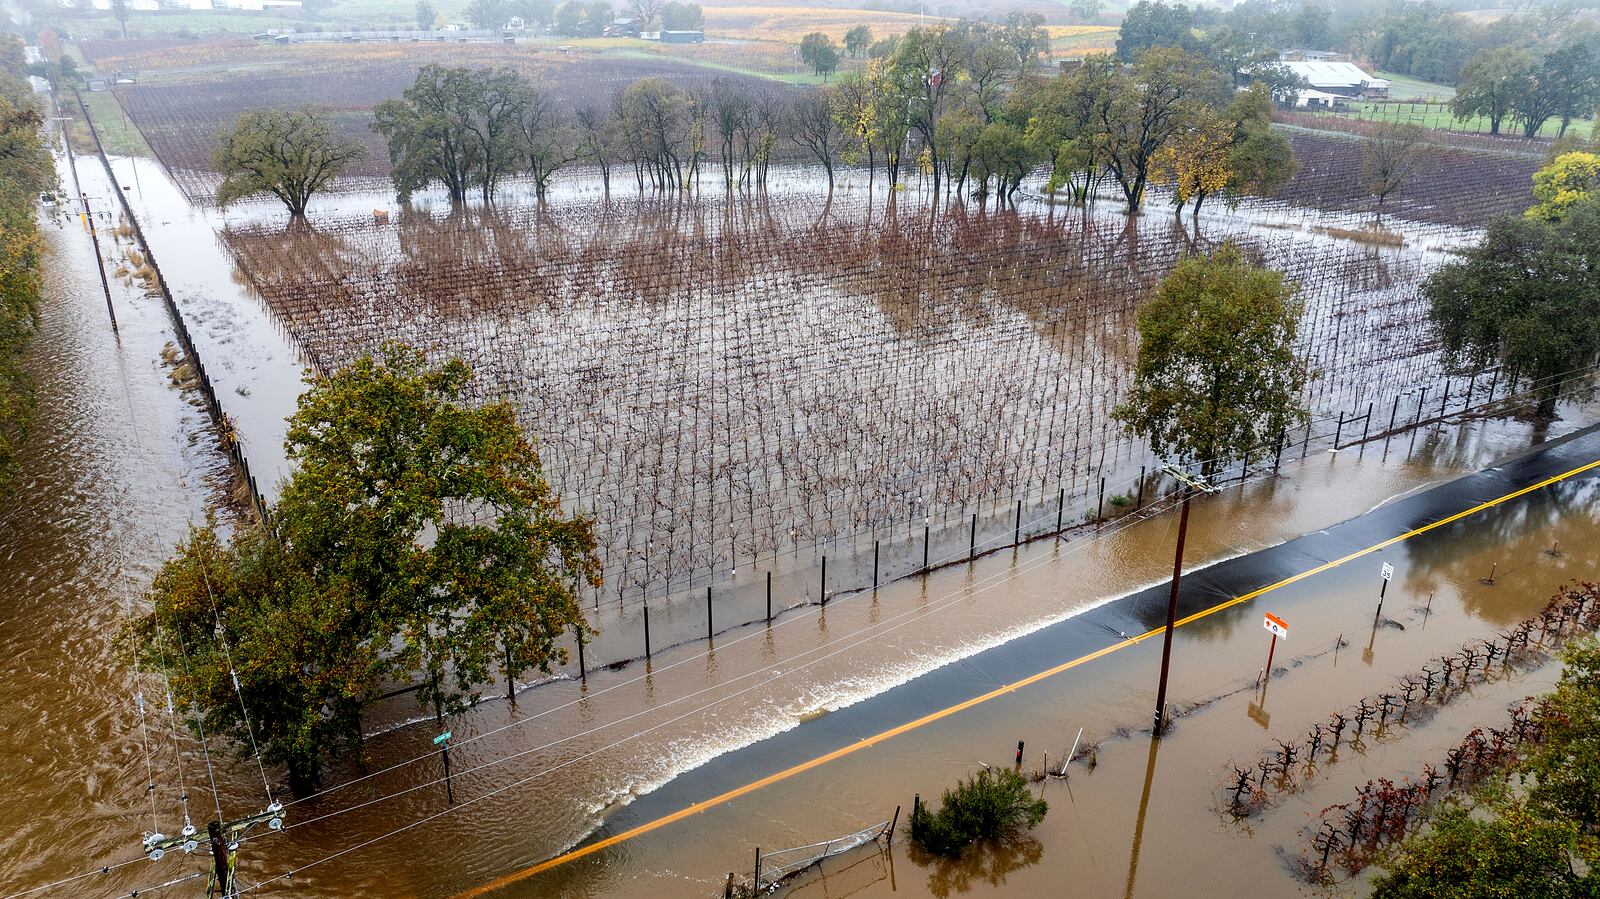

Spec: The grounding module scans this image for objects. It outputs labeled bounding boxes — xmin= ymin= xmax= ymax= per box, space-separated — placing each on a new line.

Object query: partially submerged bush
xmin=910 ymin=767 xmax=1048 ymax=857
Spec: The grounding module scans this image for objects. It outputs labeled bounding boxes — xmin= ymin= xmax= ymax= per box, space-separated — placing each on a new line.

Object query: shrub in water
xmin=909 ymin=767 xmax=1048 ymax=857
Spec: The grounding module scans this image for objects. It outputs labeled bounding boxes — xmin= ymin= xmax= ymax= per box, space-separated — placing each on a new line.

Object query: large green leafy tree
xmin=130 ymin=345 xmax=600 ymax=793
xmin=1371 ymin=802 xmax=1597 ymax=899
xmin=1452 ymin=47 xmax=1535 ymax=137
xmin=1115 ymin=0 xmax=1195 ymax=62
xmin=373 ymin=65 xmax=490 ymax=205
xmin=214 ymin=107 xmax=365 ymax=219
xmin=1096 ymin=46 xmax=1222 ymax=212
xmin=844 ymin=24 xmax=872 ymax=59
xmin=800 ymin=32 xmax=841 ymax=79
xmin=1424 ymin=198 xmax=1600 ymax=418
xmin=1115 ymin=244 xmax=1311 ymax=472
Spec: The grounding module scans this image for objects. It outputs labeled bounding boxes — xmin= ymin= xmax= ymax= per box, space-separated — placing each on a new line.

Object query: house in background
xmin=1273 ymin=53 xmax=1388 ymax=103
xmin=638 ymin=29 xmax=703 ymax=43
xmin=1272 ymin=53 xmax=1390 ymax=107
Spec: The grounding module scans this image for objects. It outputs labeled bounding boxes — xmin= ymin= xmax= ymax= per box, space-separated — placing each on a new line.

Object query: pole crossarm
xmin=1159 ymin=463 xmax=1217 ymax=494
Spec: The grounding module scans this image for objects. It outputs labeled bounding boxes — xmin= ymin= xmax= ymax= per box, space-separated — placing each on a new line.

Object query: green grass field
xmin=77 ymin=90 xmax=152 ymax=157
xmin=1374 ymin=70 xmax=1454 ymax=102
xmin=1339 ymin=100 xmax=1594 ymax=141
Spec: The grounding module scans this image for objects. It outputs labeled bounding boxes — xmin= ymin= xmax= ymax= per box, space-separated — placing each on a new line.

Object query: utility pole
xmin=1152 ymin=465 xmax=1214 ymax=736
xmin=77 ymin=192 xmax=119 ymax=332
xmin=50 ymin=113 xmax=119 ymax=333
xmin=143 ymin=802 xmax=283 ymax=898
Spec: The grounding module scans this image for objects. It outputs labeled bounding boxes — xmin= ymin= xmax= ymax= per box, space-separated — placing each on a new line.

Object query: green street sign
xmin=434 ymin=731 xmax=452 ymax=745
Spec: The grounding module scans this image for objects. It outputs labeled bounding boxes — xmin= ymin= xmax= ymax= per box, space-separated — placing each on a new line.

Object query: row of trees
xmin=214 ymin=24 xmax=1297 ymax=217
xmin=1452 ymin=42 xmax=1600 ymax=138
xmin=0 ymin=34 xmax=57 ymax=494
xmin=1119 ymin=0 xmax=1598 ymax=88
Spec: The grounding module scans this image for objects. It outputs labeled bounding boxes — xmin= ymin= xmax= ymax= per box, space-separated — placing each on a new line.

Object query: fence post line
xmin=1136 ymin=465 xmax=1146 ymax=508
xmin=872 ymin=540 xmax=880 ymax=588
xmin=820 ymin=555 xmax=827 ymax=606
xmin=922 ymin=521 xmax=930 ymax=573
xmin=706 ymin=586 xmax=713 ymax=641
xmin=765 ymin=571 xmax=772 ymax=623
xmin=1439 ymin=379 xmax=1450 ymax=417
xmin=1333 ymin=410 xmax=1345 ymax=449
xmin=754 ymin=848 xmax=761 ymax=892
xmin=644 ymin=603 xmax=652 ymax=659
xmin=1463 ymin=377 xmax=1474 ymax=411
xmin=1388 ymin=394 xmax=1400 ymax=435
xmin=1056 ymin=487 xmax=1065 ymax=534
xmin=1096 ymin=476 xmax=1105 ymax=522
xmin=968 ymin=513 xmax=977 ymax=561
xmin=1013 ymin=499 xmax=1021 ymax=547
xmin=1487 ymin=367 xmax=1498 ymax=403
xmin=1360 ymin=402 xmax=1373 ymax=445
xmin=1273 ymin=430 xmax=1284 ymax=473
xmin=1416 ymin=386 xmax=1428 ymax=425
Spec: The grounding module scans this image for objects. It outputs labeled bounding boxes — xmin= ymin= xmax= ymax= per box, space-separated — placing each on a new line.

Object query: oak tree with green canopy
xmin=844 ymin=24 xmax=872 ymax=59
xmin=214 ymin=107 xmax=365 ymax=219
xmin=1424 ymin=198 xmax=1600 ymax=419
xmin=1371 ymin=801 xmax=1598 ymax=899
xmin=1114 ymin=0 xmax=1195 ymax=62
xmin=1452 ymin=47 xmax=1534 ymax=137
xmin=800 ymin=32 xmax=841 ymax=79
xmin=129 ymin=345 xmax=600 ymax=794
xmin=1114 ymin=244 xmax=1311 ymax=473
xmin=1096 ymin=46 xmax=1224 ymax=212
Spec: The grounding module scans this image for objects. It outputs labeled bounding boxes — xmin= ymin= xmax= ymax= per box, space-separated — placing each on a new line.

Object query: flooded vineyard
xmin=4 ymin=43 xmax=1597 ymax=899
xmin=223 ymin=189 xmax=1483 ymax=645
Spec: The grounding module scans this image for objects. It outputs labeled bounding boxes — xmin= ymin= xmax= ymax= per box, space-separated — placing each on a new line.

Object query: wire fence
xmin=70 ymin=86 xmax=273 ymax=527
xmin=737 ymin=814 xmax=894 ymax=897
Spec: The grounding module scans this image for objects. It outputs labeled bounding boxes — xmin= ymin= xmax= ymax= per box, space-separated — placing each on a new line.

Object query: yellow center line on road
xmin=456 ymin=455 xmax=1600 ymax=898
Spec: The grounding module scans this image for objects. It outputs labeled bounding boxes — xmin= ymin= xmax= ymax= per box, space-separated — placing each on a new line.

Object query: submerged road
xmin=463 ymin=424 xmax=1600 ymax=896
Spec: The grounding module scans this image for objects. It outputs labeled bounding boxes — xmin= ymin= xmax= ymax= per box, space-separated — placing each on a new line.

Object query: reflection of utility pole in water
xmin=1122 ymin=735 xmax=1162 ymax=899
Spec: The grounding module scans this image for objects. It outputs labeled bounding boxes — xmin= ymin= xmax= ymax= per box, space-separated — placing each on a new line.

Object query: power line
xmin=194 ymin=541 xmax=275 ymax=808
xmin=231 ymin=485 xmax=1200 ymax=886
xmin=260 ymin=466 xmax=1153 ymax=825
xmin=0 ymin=857 xmax=148 ymax=899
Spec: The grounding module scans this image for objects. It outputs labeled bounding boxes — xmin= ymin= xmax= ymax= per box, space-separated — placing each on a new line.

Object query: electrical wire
xmin=234 ymin=487 xmax=1198 ymax=892
xmin=0 ymin=857 xmax=148 ymax=899
xmin=172 ymin=631 xmax=226 ymax=827
xmin=194 ymin=541 xmax=275 ymax=807
xmin=260 ymin=464 xmax=1156 ymax=823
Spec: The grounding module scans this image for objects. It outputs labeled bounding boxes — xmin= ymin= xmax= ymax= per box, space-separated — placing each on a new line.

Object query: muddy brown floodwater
xmin=4 ymin=137 xmax=1600 ymax=899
